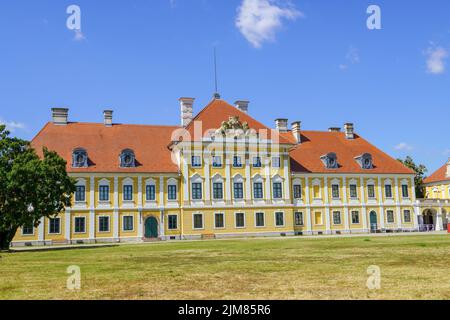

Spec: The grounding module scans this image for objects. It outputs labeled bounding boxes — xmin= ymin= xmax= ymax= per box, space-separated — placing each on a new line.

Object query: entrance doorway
xmin=369 ymin=211 xmax=377 ymax=232
xmin=144 ymin=217 xmax=158 ymax=239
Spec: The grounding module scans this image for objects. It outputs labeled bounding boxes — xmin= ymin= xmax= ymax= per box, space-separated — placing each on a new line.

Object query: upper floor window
xmin=331 ymin=184 xmax=340 ymax=199
xmin=355 ymin=153 xmax=373 ymax=169
xmin=385 ymin=184 xmax=393 ymax=198
xmin=234 ymin=182 xmax=244 ymax=199
xmin=401 ymin=184 xmax=409 ymax=198
xmin=213 ymin=182 xmax=223 ymax=200
xmin=191 ymin=156 xmax=202 ymax=167
xmin=320 ymin=152 xmax=338 ymax=169
xmin=123 ymin=185 xmax=133 ymax=201
xmin=212 ymin=156 xmax=222 ymax=168
xmin=349 ymin=184 xmax=358 ymax=198
xmin=367 ymin=184 xmax=375 ymax=198
xmin=293 ymin=184 xmax=302 ymax=199
xmin=233 ymin=156 xmax=243 ymax=168
xmin=192 ymin=182 xmax=202 ymax=200
xmin=120 ymin=149 xmax=136 ymax=168
xmin=72 ymin=148 xmax=88 ymax=168
xmin=253 ymin=157 xmax=262 ymax=168
xmin=253 ymin=182 xmax=264 ymax=199
xmin=272 ymin=157 xmax=281 ymax=168
xmin=273 ymin=182 xmax=283 ymax=199
xmin=168 ymin=185 xmax=177 ymax=200
xmin=99 ymin=185 xmax=109 ymax=202
xmin=146 ymin=184 xmax=156 ymax=201
xmin=75 ymin=185 xmax=86 ymax=202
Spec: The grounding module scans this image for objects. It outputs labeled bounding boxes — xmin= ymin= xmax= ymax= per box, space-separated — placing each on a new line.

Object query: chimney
xmin=447 ymin=158 xmax=450 ymax=178
xmin=344 ymin=123 xmax=355 ymax=139
xmin=51 ymin=108 xmax=69 ymax=125
xmin=329 ymin=127 xmax=341 ymax=132
xmin=103 ymin=110 xmax=113 ymax=127
xmin=275 ymin=119 xmax=288 ymax=132
xmin=179 ymin=97 xmax=195 ymax=127
xmin=291 ymin=121 xmax=302 ymax=144
xmin=235 ymin=100 xmax=249 ymax=114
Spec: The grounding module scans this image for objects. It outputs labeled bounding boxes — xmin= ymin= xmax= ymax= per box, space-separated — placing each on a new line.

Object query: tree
xmin=397 ymin=156 xmax=428 ymax=198
xmin=0 ymin=125 xmax=75 ymax=250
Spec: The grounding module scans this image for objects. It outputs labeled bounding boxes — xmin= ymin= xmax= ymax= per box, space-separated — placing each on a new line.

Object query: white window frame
xmin=21 ymin=223 xmax=35 ymax=236
xmin=274 ymin=211 xmax=285 ymax=227
xmin=167 ymin=214 xmax=178 ymax=230
xmin=214 ymin=212 xmax=225 ymax=229
xmin=233 ymin=174 xmax=245 ymax=200
xmin=401 ymin=179 xmax=410 ymax=198
xmin=74 ymin=178 xmax=87 ymax=204
xmin=331 ymin=178 xmax=340 ymax=199
xmin=349 ymin=179 xmax=358 ymax=199
xmin=294 ymin=211 xmax=304 ymax=226
xmin=234 ymin=212 xmax=246 ymax=229
xmin=211 ymin=174 xmax=224 ymax=201
xmin=384 ymin=179 xmax=393 ymax=199
xmin=403 ymin=210 xmax=412 ymax=223
xmin=122 ymin=177 xmax=134 ymax=202
xmin=386 ymin=210 xmax=395 ymax=223
xmin=212 ymin=155 xmax=222 ymax=168
xmin=351 ymin=211 xmax=360 ymax=224
xmin=73 ymin=216 xmax=87 ymax=234
xmin=233 ymin=156 xmax=243 ymax=168
xmin=332 ymin=211 xmax=342 ymax=225
xmin=255 ymin=212 xmax=265 ymax=228
xmin=122 ymin=215 xmax=134 ymax=232
xmin=98 ymin=215 xmax=111 ymax=233
xmin=252 ymin=174 xmax=264 ymax=200
xmin=272 ymin=156 xmax=281 ymax=168
xmin=190 ymin=174 xmax=203 ymax=201
xmin=98 ymin=178 xmax=111 ymax=203
xmin=312 ymin=178 xmax=322 ymax=199
xmin=191 ymin=155 xmax=202 ymax=168
xmin=272 ymin=175 xmax=283 ymax=200
xmin=48 ymin=217 xmax=61 ymax=235
xmin=167 ymin=178 xmax=178 ymax=201
xmin=145 ymin=178 xmax=157 ymax=203
xmin=192 ymin=213 xmax=204 ymax=230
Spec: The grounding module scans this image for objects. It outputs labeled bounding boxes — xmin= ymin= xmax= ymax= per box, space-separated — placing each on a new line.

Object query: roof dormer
xmin=320 ymin=152 xmax=338 ymax=169
xmin=355 ymin=153 xmax=374 ymax=170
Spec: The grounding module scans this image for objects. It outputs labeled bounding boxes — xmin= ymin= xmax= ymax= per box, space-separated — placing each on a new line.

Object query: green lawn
xmin=1 ymin=234 xmax=449 ymax=300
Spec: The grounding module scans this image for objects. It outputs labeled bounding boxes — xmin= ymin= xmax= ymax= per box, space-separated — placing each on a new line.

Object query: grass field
xmin=1 ymin=234 xmax=449 ymax=300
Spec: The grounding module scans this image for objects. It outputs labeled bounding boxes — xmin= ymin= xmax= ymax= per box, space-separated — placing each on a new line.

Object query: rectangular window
xmin=191 ymin=156 xmax=201 ymax=167
xmin=214 ymin=213 xmax=224 ymax=229
xmin=294 ymin=212 xmax=304 ymax=226
xmin=385 ymin=185 xmax=393 ymax=198
xmin=49 ymin=218 xmax=60 ymax=234
xmin=234 ymin=182 xmax=244 ymax=200
xmin=272 ymin=157 xmax=281 ymax=168
xmin=233 ymin=156 xmax=242 ymax=168
xmin=351 ymin=211 xmax=360 ymax=224
xmin=368 ymin=185 xmax=375 ymax=198
xmin=253 ymin=157 xmax=262 ymax=168
xmin=275 ymin=212 xmax=285 ymax=227
xmin=332 ymin=184 xmax=340 ymax=199
xmin=293 ymin=185 xmax=302 ymax=199
xmin=402 ymin=185 xmax=409 ymax=198
xmin=99 ymin=216 xmax=110 ymax=232
xmin=192 ymin=183 xmax=203 ymax=200
xmin=349 ymin=184 xmax=358 ymax=198
xmin=403 ymin=210 xmax=411 ymax=223
xmin=193 ymin=214 xmax=203 ymax=229
xmin=123 ymin=185 xmax=133 ymax=201
xmin=212 ymin=182 xmax=223 ymax=200
xmin=22 ymin=223 xmax=34 ymax=235
xmin=273 ymin=182 xmax=283 ymax=199
xmin=168 ymin=215 xmax=178 ymax=230
xmin=99 ymin=185 xmax=109 ymax=201
xmin=168 ymin=185 xmax=177 ymax=200
xmin=235 ymin=213 xmax=245 ymax=228
xmin=386 ymin=210 xmax=395 ymax=223
xmin=146 ymin=185 xmax=156 ymax=201
xmin=255 ymin=212 xmax=265 ymax=227
xmin=315 ymin=212 xmax=323 ymax=225
xmin=75 ymin=185 xmax=85 ymax=202
xmin=333 ymin=211 xmax=342 ymax=225
xmin=74 ymin=217 xmax=86 ymax=233
xmin=253 ymin=182 xmax=264 ymax=199
xmin=212 ymin=156 xmax=222 ymax=168
xmin=123 ymin=216 xmax=134 ymax=231
xmin=313 ymin=185 xmax=321 ymax=199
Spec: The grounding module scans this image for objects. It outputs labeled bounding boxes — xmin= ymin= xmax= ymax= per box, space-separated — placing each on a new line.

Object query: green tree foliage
xmin=0 ymin=125 xmax=75 ymax=250
xmin=398 ymin=156 xmax=428 ymax=198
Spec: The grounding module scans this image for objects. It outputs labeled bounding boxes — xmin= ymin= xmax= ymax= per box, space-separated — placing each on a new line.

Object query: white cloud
xmin=425 ymin=46 xmax=448 ymax=74
xmin=235 ymin=0 xmax=303 ymax=48
xmin=394 ymin=142 xmax=413 ymax=151
xmin=339 ymin=46 xmax=360 ymax=71
xmin=0 ymin=118 xmax=26 ymax=132
xmin=443 ymin=149 xmax=450 ymax=155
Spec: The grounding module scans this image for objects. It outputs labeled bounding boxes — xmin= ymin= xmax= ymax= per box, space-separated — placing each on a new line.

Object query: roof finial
xmin=213 ymin=47 xmax=221 ymax=99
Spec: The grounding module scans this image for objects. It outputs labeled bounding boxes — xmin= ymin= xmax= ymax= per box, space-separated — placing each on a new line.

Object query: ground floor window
xmin=333 ymin=211 xmax=341 ymax=225
xmin=235 ymin=213 xmax=245 ymax=228
xmin=294 ymin=212 xmax=304 ymax=226
xmin=193 ymin=214 xmax=203 ymax=229
xmin=22 ymin=222 xmax=34 ymax=235
xmin=255 ymin=212 xmax=265 ymax=227
xmin=168 ymin=215 xmax=178 ymax=230
xmin=99 ymin=216 xmax=110 ymax=232
xmin=386 ymin=210 xmax=395 ymax=223
xmin=351 ymin=211 xmax=360 ymax=224
xmin=123 ymin=216 xmax=134 ymax=231
xmin=49 ymin=218 xmax=60 ymax=234
xmin=214 ymin=213 xmax=225 ymax=229
xmin=275 ymin=212 xmax=285 ymax=227
xmin=74 ymin=217 xmax=86 ymax=233
xmin=315 ymin=212 xmax=323 ymax=225
xmin=403 ymin=210 xmax=411 ymax=223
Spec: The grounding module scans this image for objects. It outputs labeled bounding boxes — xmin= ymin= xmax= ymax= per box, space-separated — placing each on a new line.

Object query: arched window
xmin=272 ymin=175 xmax=283 ymax=199
xmin=72 ymin=148 xmax=88 ymax=168
xmin=120 ymin=149 xmax=136 ymax=168
xmin=233 ymin=174 xmax=244 ymax=200
xmin=252 ymin=174 xmax=264 ymax=200
xmin=355 ymin=153 xmax=373 ymax=169
xmin=320 ymin=152 xmax=338 ymax=169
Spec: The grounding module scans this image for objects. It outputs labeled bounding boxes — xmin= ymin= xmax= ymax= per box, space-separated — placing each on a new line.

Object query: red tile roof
xmin=423 ymin=162 xmax=450 ymax=184
xmin=32 ymin=122 xmax=180 ymax=173
xmin=287 ymin=131 xmax=414 ymax=174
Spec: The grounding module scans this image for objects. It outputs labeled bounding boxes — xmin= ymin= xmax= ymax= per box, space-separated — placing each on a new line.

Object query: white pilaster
xmin=114 ymin=176 xmax=119 ymax=209
xmin=411 ymin=177 xmax=419 ymax=230
xmin=90 ymin=176 xmax=95 ymax=209
xmin=90 ymin=176 xmax=96 ymax=241
xmin=65 ymin=209 xmax=71 ymax=242
xmin=137 ymin=176 xmax=142 ymax=209
xmin=160 ymin=210 xmax=165 ymax=238
xmin=183 ymin=155 xmax=189 ymax=205
xmin=137 ymin=210 xmax=143 ymax=238
xmin=264 ymin=160 xmax=271 ymax=203
xmin=378 ymin=177 xmax=385 ymax=229
xmin=436 ymin=206 xmax=443 ymax=231
xmin=113 ymin=210 xmax=119 ymax=240
xmin=342 ymin=177 xmax=350 ymax=232
xmin=305 ymin=178 xmax=312 ymax=234
xmin=394 ymin=177 xmax=402 ymax=229
xmin=360 ymin=177 xmax=368 ymax=232
xmin=283 ymin=158 xmax=290 ymax=202
xmin=38 ymin=217 xmax=44 ymax=243
xmin=245 ymin=159 xmax=251 ymax=202
xmin=159 ymin=176 xmax=164 ymax=207
xmin=204 ymin=159 xmax=211 ymax=203
xmin=324 ymin=176 xmax=331 ymax=233
xmin=225 ymin=158 xmax=231 ymax=203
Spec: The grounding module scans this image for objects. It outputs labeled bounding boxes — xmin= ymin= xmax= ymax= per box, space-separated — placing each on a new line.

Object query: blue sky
xmin=1 ymin=0 xmax=449 ymax=173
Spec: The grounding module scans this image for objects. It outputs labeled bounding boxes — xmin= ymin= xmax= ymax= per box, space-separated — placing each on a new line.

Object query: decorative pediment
xmin=214 ymin=116 xmax=252 ymax=138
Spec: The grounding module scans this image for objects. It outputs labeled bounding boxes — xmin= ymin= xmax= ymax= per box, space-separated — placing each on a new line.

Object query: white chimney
xmin=52 ymin=108 xmax=69 ymax=125
xmin=329 ymin=127 xmax=341 ymax=132
xmin=235 ymin=100 xmax=249 ymax=114
xmin=179 ymin=97 xmax=195 ymax=127
xmin=344 ymin=123 xmax=355 ymax=139
xmin=103 ymin=110 xmax=113 ymax=127
xmin=446 ymin=158 xmax=450 ymax=178
xmin=292 ymin=121 xmax=302 ymax=144
xmin=275 ymin=119 xmax=288 ymax=132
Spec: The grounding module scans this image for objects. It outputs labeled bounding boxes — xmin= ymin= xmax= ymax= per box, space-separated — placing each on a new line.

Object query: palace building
xmin=12 ymin=96 xmax=423 ymax=246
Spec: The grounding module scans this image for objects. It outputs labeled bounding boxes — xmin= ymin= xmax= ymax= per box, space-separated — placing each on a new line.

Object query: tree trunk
xmin=0 ymin=229 xmax=16 ymax=251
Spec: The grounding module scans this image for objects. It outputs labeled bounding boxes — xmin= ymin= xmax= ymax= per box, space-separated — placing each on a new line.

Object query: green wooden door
xmin=145 ymin=217 xmax=158 ymax=238
xmin=369 ymin=211 xmax=377 ymax=231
